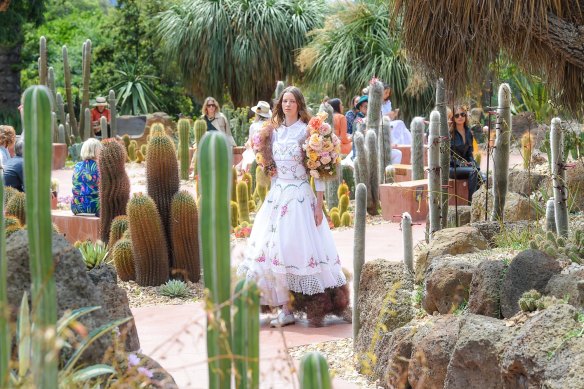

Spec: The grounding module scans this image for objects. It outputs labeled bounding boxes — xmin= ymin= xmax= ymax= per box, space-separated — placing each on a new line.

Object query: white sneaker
xmin=270 ymin=312 xmax=295 ymax=328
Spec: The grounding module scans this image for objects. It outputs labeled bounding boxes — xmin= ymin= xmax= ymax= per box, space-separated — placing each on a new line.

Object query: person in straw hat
xmin=239 ymin=100 xmax=273 ymax=172
xmin=91 ymin=96 xmax=110 ymax=137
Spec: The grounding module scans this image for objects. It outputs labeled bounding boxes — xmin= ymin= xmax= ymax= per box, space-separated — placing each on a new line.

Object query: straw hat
xmin=94 ymin=97 xmax=108 ymax=107
xmin=251 ymin=101 xmax=272 ymax=118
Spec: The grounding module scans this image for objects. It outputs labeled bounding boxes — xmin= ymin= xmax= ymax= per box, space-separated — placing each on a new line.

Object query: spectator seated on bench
xmin=71 ymin=139 xmax=102 ymax=216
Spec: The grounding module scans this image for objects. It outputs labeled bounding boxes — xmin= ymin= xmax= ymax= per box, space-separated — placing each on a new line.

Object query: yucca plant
xmin=159 ymin=280 xmax=190 ymax=298
xmin=109 ymin=62 xmax=161 ymax=115
xmin=74 ymin=240 xmax=110 ymax=270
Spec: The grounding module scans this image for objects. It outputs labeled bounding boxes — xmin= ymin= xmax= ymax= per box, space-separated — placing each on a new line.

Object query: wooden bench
xmin=51 ymin=209 xmax=100 ymax=244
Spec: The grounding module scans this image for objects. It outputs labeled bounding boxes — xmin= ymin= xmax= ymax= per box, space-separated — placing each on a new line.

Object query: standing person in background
xmin=239 ymin=100 xmax=272 ymax=172
xmin=91 ymin=97 xmax=111 ymax=137
xmin=201 ymin=97 xmax=236 ymax=146
xmin=329 ymin=98 xmax=352 ymax=155
xmin=345 ymin=95 xmax=360 ymax=135
xmin=0 ymin=125 xmax=16 ymax=165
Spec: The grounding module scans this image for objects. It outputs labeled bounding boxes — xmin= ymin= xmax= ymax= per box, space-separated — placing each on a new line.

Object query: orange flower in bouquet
xmin=302 ymin=112 xmax=341 ymax=180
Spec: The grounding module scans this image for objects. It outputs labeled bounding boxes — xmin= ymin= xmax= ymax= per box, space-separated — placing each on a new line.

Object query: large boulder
xmin=444 ymin=314 xmax=515 ymax=389
xmin=379 ymin=323 xmax=419 ymax=388
xmin=500 ymin=249 xmax=562 ymax=318
xmin=88 ymin=265 xmax=140 ymax=351
xmin=508 ymin=169 xmax=549 ymax=196
xmin=467 ymin=259 xmax=508 ymax=318
xmin=422 ymin=255 xmax=478 ymax=314
xmin=414 ymin=226 xmax=488 ymax=283
xmin=408 ymin=315 xmax=460 ymax=389
xmin=501 ymin=304 xmax=580 ymax=388
xmin=545 ymin=270 xmax=584 ymax=309
xmin=447 ymin=205 xmax=471 ymax=227
xmin=355 ymin=260 xmax=413 ymax=366
xmin=470 ymin=185 xmax=537 ymax=223
xmin=545 ymin=161 xmax=584 ymax=212
xmin=6 ymin=231 xmax=138 ymax=365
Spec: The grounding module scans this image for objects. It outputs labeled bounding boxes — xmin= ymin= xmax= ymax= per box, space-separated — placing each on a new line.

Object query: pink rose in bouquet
xmin=303 ymin=112 xmax=340 ymax=181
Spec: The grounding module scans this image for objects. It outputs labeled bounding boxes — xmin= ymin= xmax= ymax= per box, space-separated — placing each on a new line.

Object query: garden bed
xmin=119 ymin=280 xmax=204 ymax=308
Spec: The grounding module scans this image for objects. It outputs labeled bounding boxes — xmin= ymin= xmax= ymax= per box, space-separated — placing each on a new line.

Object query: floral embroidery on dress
xmin=335 ymin=255 xmax=341 ymax=265
xmin=272 ymin=256 xmax=281 ymax=266
xmin=280 ymin=204 xmax=289 ymax=217
xmin=308 ymin=257 xmax=317 ymax=268
xmin=256 ymin=253 xmax=266 ymax=263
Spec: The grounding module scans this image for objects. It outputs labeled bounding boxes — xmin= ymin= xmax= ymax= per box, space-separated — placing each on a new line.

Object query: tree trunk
xmin=0 ymin=43 xmax=21 ymax=114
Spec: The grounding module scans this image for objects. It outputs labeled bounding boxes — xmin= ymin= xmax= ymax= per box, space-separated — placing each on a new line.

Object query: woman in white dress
xmin=238 ymin=87 xmax=347 ymax=327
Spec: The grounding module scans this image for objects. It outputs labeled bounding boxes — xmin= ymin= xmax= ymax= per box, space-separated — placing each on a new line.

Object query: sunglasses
xmin=454 ymin=112 xmax=466 ymax=119
xmin=207 ymin=103 xmax=216 ymax=107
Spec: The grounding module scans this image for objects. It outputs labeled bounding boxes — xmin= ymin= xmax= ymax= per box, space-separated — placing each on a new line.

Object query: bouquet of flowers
xmin=302 ymin=112 xmax=342 ymax=180
xmin=251 ymin=122 xmax=277 ymax=177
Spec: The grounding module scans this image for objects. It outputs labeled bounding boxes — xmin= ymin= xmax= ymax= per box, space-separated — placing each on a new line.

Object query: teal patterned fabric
xmin=71 ymin=159 xmax=100 ymax=215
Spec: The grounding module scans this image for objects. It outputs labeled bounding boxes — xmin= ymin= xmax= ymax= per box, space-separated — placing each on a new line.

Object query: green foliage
xmin=159 ymin=280 xmax=190 ymax=298
xmin=493 ymin=226 xmax=541 ymax=251
xmin=109 ymin=62 xmax=161 ymax=115
xmin=74 ymin=240 xmax=109 ymax=270
xmin=529 ymin=229 xmax=584 ymax=264
xmin=222 ymin=106 xmax=250 ymax=147
xmin=296 ymin=0 xmax=433 ymax=123
xmin=157 ymin=0 xmax=326 ymax=107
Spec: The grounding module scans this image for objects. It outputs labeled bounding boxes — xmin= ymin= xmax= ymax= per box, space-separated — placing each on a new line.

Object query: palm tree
xmin=156 ymin=0 xmax=325 ymax=107
xmin=392 ymin=0 xmax=584 ymax=115
xmin=296 ymin=0 xmax=434 ymax=122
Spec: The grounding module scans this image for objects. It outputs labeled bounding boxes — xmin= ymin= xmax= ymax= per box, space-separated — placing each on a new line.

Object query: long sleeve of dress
xmin=314 ymin=178 xmax=325 ymax=192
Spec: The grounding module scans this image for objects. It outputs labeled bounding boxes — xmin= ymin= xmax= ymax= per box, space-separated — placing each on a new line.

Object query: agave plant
xmin=109 ymin=62 xmax=161 ymax=115
xmin=159 ymin=280 xmax=190 ymax=298
xmin=74 ymin=240 xmax=110 ymax=270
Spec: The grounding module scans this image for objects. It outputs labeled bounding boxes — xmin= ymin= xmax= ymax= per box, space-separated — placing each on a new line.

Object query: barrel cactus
xmin=237 ymin=181 xmax=250 ymax=223
xmin=194 ymin=119 xmax=207 ymax=145
xmin=109 ymin=215 xmax=129 ymax=247
xmin=170 ymin=190 xmax=201 ymax=283
xmin=299 ymin=352 xmax=332 ymax=389
xmin=5 ymin=191 xmax=26 ymax=225
xmin=112 ymin=239 xmax=135 ymax=282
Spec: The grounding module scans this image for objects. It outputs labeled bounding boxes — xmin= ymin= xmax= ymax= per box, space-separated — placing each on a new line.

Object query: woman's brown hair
xmin=449 ymin=105 xmax=469 ymax=137
xmin=271 ymin=86 xmax=311 ymax=128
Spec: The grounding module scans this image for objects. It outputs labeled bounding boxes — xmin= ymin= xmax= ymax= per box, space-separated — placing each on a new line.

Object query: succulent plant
xmin=529 ymin=229 xmax=584 ymax=264
xmin=330 ymin=211 xmax=341 ymax=227
xmin=236 ymin=181 xmax=250 ymax=223
xmin=6 ymin=191 xmax=26 ymax=225
xmin=341 ymin=212 xmax=352 ymax=227
xmin=550 ymin=117 xmax=568 ymax=237
xmin=111 ymin=238 xmax=135 ymax=282
xmin=410 ymin=117 xmax=425 ymax=181
xmin=242 ymin=172 xmax=253 ymax=197
xmin=193 ymin=119 xmax=207 ymax=145
xmin=231 ymin=201 xmax=240 ymax=228
xmin=109 ymin=215 xmax=129 ymax=247
xmin=337 ymin=181 xmax=349 ymax=200
xmin=428 ymin=110 xmax=442 ymax=237
xmin=233 ymin=279 xmax=259 ymax=389
xmin=353 ymin=183 xmax=367 ymax=341
xmin=436 ymin=79 xmax=450 ymax=227
xmin=3 ymin=185 xmax=18 ymax=207
xmin=339 ymin=194 xmax=349 ymax=217
xmin=128 ymin=141 xmax=137 ymax=161
xmin=75 ymin=240 xmax=109 ymax=270
xmin=299 ymin=351 xmax=332 ymax=389
xmin=170 ymin=190 xmax=201 ymax=283
xmin=108 ymin=89 xmax=118 ymax=137
xmin=136 ymin=150 xmax=145 ymax=163
xmin=159 ymin=279 xmax=190 ymax=298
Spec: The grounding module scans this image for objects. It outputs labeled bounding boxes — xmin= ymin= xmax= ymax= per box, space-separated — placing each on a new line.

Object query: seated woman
xmin=71 ymin=138 xmax=102 ymax=216
xmin=0 ymin=125 xmax=16 ymax=166
xmin=449 ymin=106 xmax=480 ymax=202
xmin=329 ymin=98 xmax=352 ymax=155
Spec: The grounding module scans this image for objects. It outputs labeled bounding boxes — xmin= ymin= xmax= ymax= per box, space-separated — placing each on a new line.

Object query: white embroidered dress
xmin=238 ymin=120 xmax=347 ymax=306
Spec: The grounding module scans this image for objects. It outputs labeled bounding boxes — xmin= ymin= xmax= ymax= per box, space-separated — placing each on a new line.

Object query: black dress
xmin=449 ymin=127 xmax=479 ymax=201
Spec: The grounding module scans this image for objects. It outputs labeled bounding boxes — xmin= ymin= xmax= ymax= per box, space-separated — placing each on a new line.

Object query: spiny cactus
xmin=108 ymin=90 xmax=117 ymax=137
xmin=428 ymin=110 xmax=442 ymax=237
xmin=194 ymin=119 xmax=207 ymax=145
xmin=299 ymin=352 xmax=332 ymax=389
xmin=150 ymin=122 xmax=165 ymax=137
xmin=518 ymin=289 xmax=565 ymax=312
xmin=127 ymin=141 xmax=136 ymax=162
xmin=248 ymin=199 xmax=256 ymax=212
xmin=237 ymin=181 xmax=250 ymax=223
xmin=78 ymin=39 xmax=92 ymax=138
xmin=341 ymin=212 xmax=352 ymax=227
xmin=100 ymin=117 xmax=108 ymax=138
xmin=353 ymin=183 xmax=367 ymax=343
xmin=0 ymin=173 xmax=5 ymax=386
xmin=170 ymin=190 xmax=201 ymax=283
xmin=198 ymin=131 xmax=232 ymax=388
xmin=99 ymin=140 xmax=130 ymax=244
xmin=402 ymin=212 xmax=414 ymax=274
xmin=39 ymin=36 xmax=48 ymax=85
xmin=23 ymin=85 xmax=58 ymax=387
xmin=127 ymin=194 xmax=169 ymax=286
xmin=367 ymin=80 xmax=386 ymax=184
xmin=3 ymin=186 xmax=18 ymax=207
xmin=68 ymin=143 xmax=82 ymax=162
xmin=230 ymin=201 xmax=239 ymax=228
xmin=521 ymin=131 xmax=534 ymax=170
xmin=146 ymin=133 xmax=179 ymax=263
xmin=231 ymin=167 xmax=238 ymax=202
xmin=57 ymin=124 xmax=66 ymax=144
xmin=331 ymin=211 xmax=341 ymax=227
xmin=529 ymin=230 xmax=584 ymax=264
xmin=410 ymin=117 xmax=426 ymax=181
xmin=339 ymin=194 xmax=349 ymax=217
xmin=122 ymin=134 xmax=131 ymax=150
xmin=178 ymin=118 xmax=191 ymax=180
xmin=112 ymin=238 xmax=135 ymax=282
xmin=275 ymin=80 xmax=285 ymax=100
xmin=242 ymin=172 xmax=253 ymax=197
xmin=62 ymin=45 xmax=79 ymax=137
xmin=492 ymin=83 xmax=512 ymax=222
xmin=136 ymin=149 xmax=145 ymax=163
xmin=337 ymin=181 xmax=349 ymax=199
xmin=550 ymin=117 xmax=568 ymax=237
xmin=6 ymin=191 xmax=26 ymax=225
xmin=436 ymin=79 xmax=449 ymax=228
xmin=47 ymin=67 xmax=56 ymax=104
xmin=83 ymin=107 xmax=91 ymax=140
xmin=233 ymin=279 xmax=260 ymax=389
xmin=140 ymin=143 xmax=147 ymax=156
xmin=545 ymin=198 xmax=556 ymax=232
xmin=4 ymin=215 xmax=23 ymax=238
xmin=353 ymin=130 xmax=380 ymax=216
xmin=109 ymin=215 xmax=129 ymax=247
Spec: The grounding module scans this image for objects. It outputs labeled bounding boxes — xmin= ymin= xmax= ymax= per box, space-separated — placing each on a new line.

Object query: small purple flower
xmin=128 ymin=353 xmax=140 ymax=367
xmin=272 ymin=257 xmax=280 ymax=266
xmin=256 ymin=254 xmax=266 ymax=263
xmin=308 ymin=257 xmax=317 ymax=268
xmin=280 ymin=204 xmax=288 ymax=217
xmin=137 ymin=366 xmax=154 ymax=379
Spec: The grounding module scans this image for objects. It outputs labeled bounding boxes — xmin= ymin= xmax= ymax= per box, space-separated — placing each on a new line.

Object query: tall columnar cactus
xmin=39 ymin=36 xmax=48 ymax=85
xmin=365 ymin=130 xmax=380 ymax=215
xmin=339 ymin=194 xmax=349 ymax=217
xmin=381 ymin=117 xmax=393 ymax=183
xmin=112 ymin=239 xmax=135 ymax=282
xmin=62 ymin=45 xmax=78 ymax=137
xmin=242 ymin=172 xmax=253 ymax=197
xmin=178 ymin=118 xmax=191 ymax=180
xmin=23 ymin=85 xmax=58 ymax=388
xmin=47 ymin=67 xmax=57 ymax=104
xmin=0 ymin=171 xmax=8 ymax=387
xmin=233 ymin=279 xmax=260 ymax=389
xmin=353 ymin=183 xmax=367 ymax=343
xmin=109 ymin=215 xmax=129 ymax=247
xmin=410 ymin=117 xmax=425 ymax=181
xmin=78 ymin=39 xmax=92 ymax=136
xmin=551 ymin=117 xmax=569 ymax=237
xmin=51 ymin=112 xmax=58 ymax=142
xmin=198 ymin=131 xmax=232 ymax=389
xmin=275 ymin=80 xmax=285 ymax=100
xmin=170 ymin=190 xmax=201 ymax=283
xmin=84 ymin=107 xmax=91 ymax=140
xmin=128 ymin=142 xmax=137 ymax=162
xmin=108 ymin=89 xmax=117 ymax=138
xmin=194 ymin=119 xmax=207 ymax=145
xmin=491 ymin=83 xmax=512 ymax=221
xmin=57 ymin=124 xmax=66 ymax=144
xmin=546 ymin=197 xmax=556 ymax=232
xmin=237 ymin=181 xmax=250 ymax=223
xmin=353 ymin=132 xmax=370 ymax=209
xmin=231 ymin=201 xmax=239 ymax=228
xmin=6 ymin=192 xmax=26 ymax=225
xmin=56 ymin=92 xmax=66 ymax=126
xmin=127 ymin=194 xmax=170 ymax=286
xmin=428 ymin=110 xmax=442 ymax=237
xmin=146 ymin=133 xmax=180 ymax=263
xmin=366 ymin=80 xmax=384 ymax=183
xmin=299 ymin=352 xmax=332 ymax=389
xmin=98 ymin=140 xmax=130 ymax=244
xmin=436 ymin=78 xmax=449 ymax=228
xmin=100 ymin=117 xmax=108 ymax=138
xmin=402 ymin=212 xmax=414 ymax=274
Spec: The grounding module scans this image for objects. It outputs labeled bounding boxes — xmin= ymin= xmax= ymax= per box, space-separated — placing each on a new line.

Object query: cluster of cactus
xmin=98 ymin=140 xmax=130 ymax=244
xmin=354 ymin=130 xmax=380 ymax=216
xmin=108 ymin=215 xmax=129 ymax=247
xmin=529 ymin=230 xmax=584 ymax=264
xmin=518 ymin=289 xmax=565 ymax=312
xmin=402 ymin=212 xmax=414 ymax=274
xmin=329 ymin=182 xmax=352 ymax=227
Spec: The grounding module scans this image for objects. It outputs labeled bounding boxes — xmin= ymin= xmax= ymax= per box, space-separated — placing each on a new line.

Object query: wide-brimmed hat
xmin=251 ymin=101 xmax=272 ymax=118
xmin=355 ymin=95 xmax=368 ymax=109
xmin=94 ymin=97 xmax=108 ymax=107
